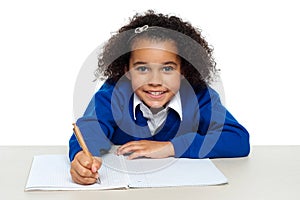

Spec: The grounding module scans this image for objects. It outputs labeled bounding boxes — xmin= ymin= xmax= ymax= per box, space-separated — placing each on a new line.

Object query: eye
xmin=162 ymin=66 xmax=174 ymax=72
xmin=136 ymin=66 xmax=149 ymax=72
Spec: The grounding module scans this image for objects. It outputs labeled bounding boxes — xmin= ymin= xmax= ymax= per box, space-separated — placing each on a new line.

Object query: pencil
xmin=72 ymin=123 xmax=101 ymax=184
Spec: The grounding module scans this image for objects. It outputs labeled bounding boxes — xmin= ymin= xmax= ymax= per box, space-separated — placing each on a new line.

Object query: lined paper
xmin=25 ymin=154 xmax=227 ymax=191
xmin=25 ymin=155 xmax=128 ymax=191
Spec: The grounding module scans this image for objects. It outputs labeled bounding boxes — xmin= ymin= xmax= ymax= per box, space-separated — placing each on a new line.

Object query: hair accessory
xmin=134 ymin=25 xmax=149 ymax=33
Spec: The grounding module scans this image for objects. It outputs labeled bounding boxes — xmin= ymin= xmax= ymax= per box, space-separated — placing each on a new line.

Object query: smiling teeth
xmin=149 ymin=91 xmax=163 ymax=95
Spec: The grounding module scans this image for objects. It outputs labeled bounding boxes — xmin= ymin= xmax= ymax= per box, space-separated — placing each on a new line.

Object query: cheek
xmin=165 ymin=75 xmax=181 ymax=93
xmin=130 ymin=76 xmax=146 ymax=91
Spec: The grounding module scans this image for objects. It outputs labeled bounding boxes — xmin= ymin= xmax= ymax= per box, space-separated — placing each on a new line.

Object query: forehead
xmin=131 ymin=38 xmax=178 ymax=53
xmin=130 ymin=39 xmax=179 ymax=63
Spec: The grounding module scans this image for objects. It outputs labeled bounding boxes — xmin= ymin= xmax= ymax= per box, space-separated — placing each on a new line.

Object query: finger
xmin=117 ymin=141 xmax=140 ymax=153
xmin=118 ymin=144 xmax=144 ymax=155
xmin=70 ymin=160 xmax=98 ymax=185
xmin=91 ymin=157 xmax=102 ymax=173
xmin=127 ymin=150 xmax=147 ymax=160
xmin=76 ymin=151 xmax=94 ymax=169
xmin=70 ymin=168 xmax=98 ymax=185
xmin=71 ymin=158 xmax=98 ymax=178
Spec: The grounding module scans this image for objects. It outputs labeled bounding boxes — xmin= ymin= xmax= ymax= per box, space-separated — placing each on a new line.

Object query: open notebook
xmin=25 ymin=152 xmax=228 ymax=191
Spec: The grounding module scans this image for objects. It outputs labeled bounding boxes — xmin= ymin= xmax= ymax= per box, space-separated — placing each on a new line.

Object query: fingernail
xmin=92 ymin=166 xmax=97 ymax=173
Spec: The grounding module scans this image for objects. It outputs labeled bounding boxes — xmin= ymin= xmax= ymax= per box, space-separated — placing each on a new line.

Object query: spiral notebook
xmin=25 ymin=152 xmax=228 ymax=191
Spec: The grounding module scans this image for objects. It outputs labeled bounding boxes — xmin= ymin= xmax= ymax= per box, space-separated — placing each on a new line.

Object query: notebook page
xmin=101 ymin=152 xmax=130 ymax=187
xmin=123 ymin=157 xmax=176 ymax=187
xmin=126 ymin=158 xmax=228 ymax=188
xmin=25 ymin=155 xmax=128 ymax=191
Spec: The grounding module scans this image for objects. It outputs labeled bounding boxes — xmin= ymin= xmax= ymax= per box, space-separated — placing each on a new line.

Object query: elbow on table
xmin=220 ymin=132 xmax=250 ymax=158
xmin=234 ymin=134 xmax=251 ymax=157
xmin=237 ymin=142 xmax=250 ymax=157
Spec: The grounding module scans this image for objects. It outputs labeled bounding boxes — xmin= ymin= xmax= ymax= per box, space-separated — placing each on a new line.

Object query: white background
xmin=0 ymin=0 xmax=299 ymax=146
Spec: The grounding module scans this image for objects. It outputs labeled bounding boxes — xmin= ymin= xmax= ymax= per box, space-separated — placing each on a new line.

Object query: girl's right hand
xmin=70 ymin=151 xmax=102 ymax=185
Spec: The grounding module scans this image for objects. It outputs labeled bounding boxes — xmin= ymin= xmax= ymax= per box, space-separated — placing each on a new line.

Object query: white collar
xmin=133 ymin=92 xmax=183 ymax=121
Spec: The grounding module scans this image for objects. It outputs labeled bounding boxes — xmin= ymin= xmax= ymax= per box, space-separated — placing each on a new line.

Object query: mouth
xmin=147 ymin=91 xmax=165 ymax=95
xmin=145 ymin=90 xmax=167 ymax=99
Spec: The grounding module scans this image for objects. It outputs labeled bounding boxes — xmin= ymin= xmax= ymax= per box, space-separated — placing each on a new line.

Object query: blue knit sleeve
xmin=68 ymin=82 xmax=116 ymax=161
xmin=171 ymin=87 xmax=250 ymax=158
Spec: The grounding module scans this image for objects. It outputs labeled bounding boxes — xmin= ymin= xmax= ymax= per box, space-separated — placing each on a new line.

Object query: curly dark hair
xmin=96 ymin=10 xmax=217 ymax=90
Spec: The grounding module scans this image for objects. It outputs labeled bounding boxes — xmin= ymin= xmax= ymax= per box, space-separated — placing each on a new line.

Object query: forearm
xmin=171 ymin=128 xmax=250 ymax=158
xmin=69 ymin=133 xmax=83 ymax=161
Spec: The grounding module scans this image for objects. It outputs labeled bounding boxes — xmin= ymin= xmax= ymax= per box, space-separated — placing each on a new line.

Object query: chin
xmin=147 ymin=103 xmax=165 ymax=109
xmin=150 ymin=105 xmax=163 ymax=109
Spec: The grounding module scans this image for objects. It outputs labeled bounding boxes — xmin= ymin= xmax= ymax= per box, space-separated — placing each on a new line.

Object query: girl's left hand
xmin=116 ymin=140 xmax=175 ymax=159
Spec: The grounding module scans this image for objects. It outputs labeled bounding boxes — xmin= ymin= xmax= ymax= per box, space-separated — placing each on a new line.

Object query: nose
xmin=148 ymin=70 xmax=163 ymax=86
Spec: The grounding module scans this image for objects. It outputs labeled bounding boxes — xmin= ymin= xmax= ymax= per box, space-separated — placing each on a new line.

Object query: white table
xmin=0 ymin=145 xmax=299 ymax=200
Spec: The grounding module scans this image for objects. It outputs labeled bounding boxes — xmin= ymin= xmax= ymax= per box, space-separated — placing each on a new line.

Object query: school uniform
xmin=69 ymin=78 xmax=250 ymax=161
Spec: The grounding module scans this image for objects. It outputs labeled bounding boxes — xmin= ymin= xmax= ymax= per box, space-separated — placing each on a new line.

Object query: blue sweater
xmin=69 ymin=79 xmax=250 ymax=161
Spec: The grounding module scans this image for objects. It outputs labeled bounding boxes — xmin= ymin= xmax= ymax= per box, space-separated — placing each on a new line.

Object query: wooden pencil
xmin=72 ymin=123 xmax=101 ymax=184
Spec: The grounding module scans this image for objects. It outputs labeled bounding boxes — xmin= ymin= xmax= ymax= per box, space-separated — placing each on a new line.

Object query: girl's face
xmin=126 ymin=39 xmax=182 ymax=109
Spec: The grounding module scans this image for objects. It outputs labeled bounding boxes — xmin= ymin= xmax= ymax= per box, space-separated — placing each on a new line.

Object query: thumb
xmin=91 ymin=157 xmax=102 ymax=173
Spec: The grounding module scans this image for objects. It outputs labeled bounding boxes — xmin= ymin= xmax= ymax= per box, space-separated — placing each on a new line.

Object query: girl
xmin=69 ymin=10 xmax=250 ymax=185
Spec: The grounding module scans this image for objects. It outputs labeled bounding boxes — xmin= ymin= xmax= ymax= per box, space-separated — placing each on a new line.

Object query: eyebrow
xmin=132 ymin=61 xmax=178 ymax=66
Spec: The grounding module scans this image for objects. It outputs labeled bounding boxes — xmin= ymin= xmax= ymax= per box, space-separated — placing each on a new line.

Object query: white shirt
xmin=133 ymin=92 xmax=183 ymax=136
